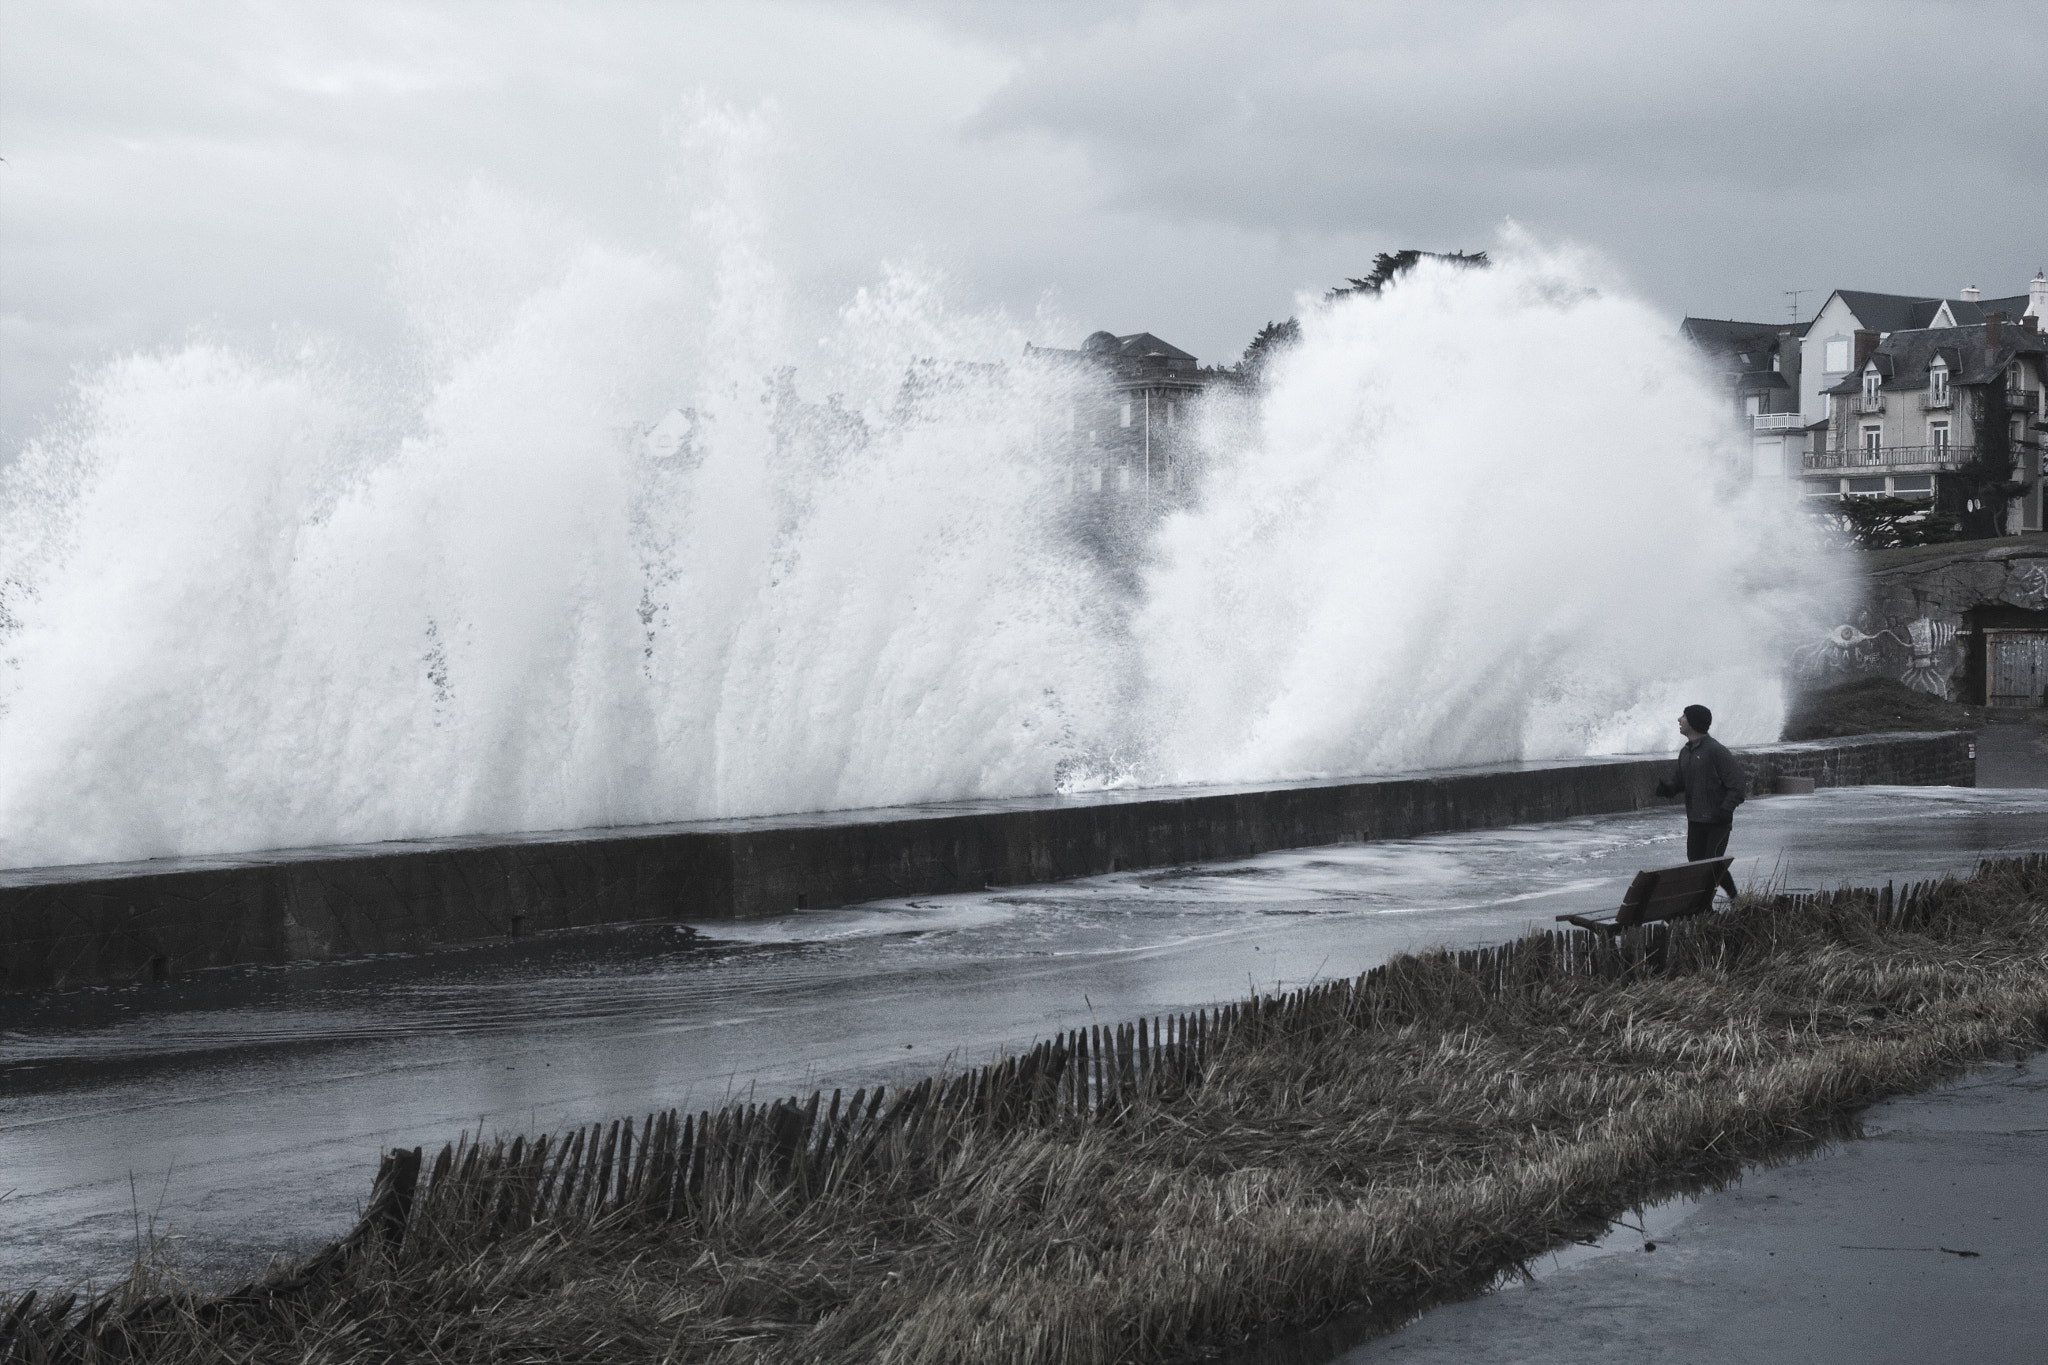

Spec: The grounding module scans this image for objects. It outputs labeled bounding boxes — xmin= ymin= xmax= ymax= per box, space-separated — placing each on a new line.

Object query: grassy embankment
xmin=8 ymin=856 xmax=2048 ymax=1364
xmin=1782 ymin=674 xmax=2046 ymax=741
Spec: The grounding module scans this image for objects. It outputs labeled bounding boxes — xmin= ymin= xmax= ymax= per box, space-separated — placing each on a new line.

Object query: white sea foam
xmin=0 ymin=190 xmax=1844 ymax=868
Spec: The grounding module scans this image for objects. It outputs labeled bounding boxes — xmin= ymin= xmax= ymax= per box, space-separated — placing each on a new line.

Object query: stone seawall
xmin=0 ymin=732 xmax=1974 ymax=993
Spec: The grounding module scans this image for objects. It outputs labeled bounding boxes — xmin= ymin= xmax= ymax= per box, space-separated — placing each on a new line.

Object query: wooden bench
xmin=1556 ymin=857 xmax=1734 ymax=935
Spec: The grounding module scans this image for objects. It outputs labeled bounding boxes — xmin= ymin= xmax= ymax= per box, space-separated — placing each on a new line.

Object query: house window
xmin=1089 ymin=467 xmax=1103 ymax=491
xmin=1891 ymin=475 xmax=1933 ymax=499
xmin=1744 ymin=394 xmax=1762 ymax=417
xmin=1118 ymin=466 xmax=1132 ymax=490
xmin=1862 ymin=365 xmax=1881 ymax=403
xmin=1846 ymin=477 xmax=1887 ymax=496
xmin=1929 ymin=361 xmax=1949 ymax=406
xmin=1166 ymin=400 xmax=1176 ymax=425
xmin=1825 ymin=338 xmax=1850 ymax=372
xmin=1862 ymin=425 xmax=1882 ymax=461
xmin=1120 ymin=402 xmax=1132 ymax=427
xmin=1930 ymin=420 xmax=1950 ymax=455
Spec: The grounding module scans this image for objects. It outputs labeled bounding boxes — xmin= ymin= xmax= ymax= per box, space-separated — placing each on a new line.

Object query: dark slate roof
xmin=1681 ymin=317 xmax=1782 ymax=351
xmin=1039 ymin=331 xmax=1199 ymax=367
xmin=1831 ymin=290 xmax=1959 ymax=333
xmin=1681 ymin=318 xmax=1800 ymax=389
xmin=1112 ymin=332 xmax=1196 ymax=363
xmin=1830 ymin=289 xmax=2037 ymax=333
xmin=1821 ymin=322 xmax=2048 ymax=394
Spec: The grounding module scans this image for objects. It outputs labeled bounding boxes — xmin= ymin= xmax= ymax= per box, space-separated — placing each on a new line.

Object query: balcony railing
xmin=1857 ymin=394 xmax=1885 ymax=413
xmin=1804 ymin=443 xmax=1979 ymax=471
xmin=1921 ymin=392 xmax=1951 ymax=410
xmin=1751 ymin=412 xmax=1807 ymax=431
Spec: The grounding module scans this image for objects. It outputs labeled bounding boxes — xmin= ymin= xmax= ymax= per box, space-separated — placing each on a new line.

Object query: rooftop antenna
xmin=1785 ymin=289 xmax=1813 ymax=323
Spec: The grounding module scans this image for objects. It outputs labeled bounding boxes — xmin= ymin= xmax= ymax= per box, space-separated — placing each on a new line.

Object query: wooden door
xmin=1985 ymin=630 xmax=2048 ymax=707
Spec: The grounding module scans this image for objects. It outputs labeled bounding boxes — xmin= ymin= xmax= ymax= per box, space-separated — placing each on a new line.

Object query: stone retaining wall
xmin=0 ymin=732 xmax=1974 ymax=993
xmin=1798 ymin=536 xmax=2048 ymax=702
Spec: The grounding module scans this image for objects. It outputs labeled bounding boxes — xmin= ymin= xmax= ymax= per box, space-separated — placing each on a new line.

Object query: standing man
xmin=1656 ymin=704 xmax=1745 ymax=901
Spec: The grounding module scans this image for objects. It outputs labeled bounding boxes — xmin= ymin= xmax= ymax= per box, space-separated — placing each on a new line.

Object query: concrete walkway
xmin=1339 ymin=1061 xmax=2048 ymax=1365
xmin=1973 ymin=720 xmax=2048 ymax=788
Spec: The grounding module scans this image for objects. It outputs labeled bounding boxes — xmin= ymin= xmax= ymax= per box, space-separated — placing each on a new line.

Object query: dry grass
xmin=9 ymin=855 xmax=2048 ymax=1364
xmin=1779 ymin=676 xmax=1997 ymax=740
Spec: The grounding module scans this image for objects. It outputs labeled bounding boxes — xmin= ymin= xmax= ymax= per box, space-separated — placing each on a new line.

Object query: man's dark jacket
xmin=1657 ymin=734 xmax=1746 ymax=823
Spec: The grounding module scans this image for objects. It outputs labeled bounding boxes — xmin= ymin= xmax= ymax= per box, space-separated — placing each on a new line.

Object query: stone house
xmin=1679 ymin=316 xmax=1810 ymax=478
xmin=1797 ymin=277 xmax=2045 ymax=427
xmin=1808 ymin=313 xmax=2048 ymax=532
xmin=1022 ymin=332 xmax=1246 ymax=502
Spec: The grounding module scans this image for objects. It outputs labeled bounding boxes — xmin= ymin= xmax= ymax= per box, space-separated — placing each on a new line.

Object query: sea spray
xmin=1130 ymin=242 xmax=1840 ymax=787
xmin=0 ymin=222 xmax=1842 ymax=869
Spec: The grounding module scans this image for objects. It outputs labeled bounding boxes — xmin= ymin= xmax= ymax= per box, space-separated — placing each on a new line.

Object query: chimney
xmin=1962 ymin=285 xmax=1982 ymax=302
xmin=1986 ymin=312 xmax=2004 ymax=350
xmin=1852 ymin=329 xmax=1880 ymax=370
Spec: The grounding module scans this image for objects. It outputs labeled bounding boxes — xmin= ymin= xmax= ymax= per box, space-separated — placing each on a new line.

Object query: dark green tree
xmin=1810 ymin=495 xmax=1958 ymax=550
xmin=1237 ymin=318 xmax=1302 ymax=378
xmin=1238 ymin=251 xmax=1493 ymax=385
xmin=1947 ymin=369 xmax=2027 ymax=541
xmin=1326 ymin=249 xmax=1490 ymax=301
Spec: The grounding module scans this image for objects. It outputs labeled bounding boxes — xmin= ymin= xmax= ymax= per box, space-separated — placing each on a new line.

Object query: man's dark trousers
xmin=1661 ymin=731 xmax=1746 ymax=901
xmin=1687 ymin=819 xmax=1739 ymax=898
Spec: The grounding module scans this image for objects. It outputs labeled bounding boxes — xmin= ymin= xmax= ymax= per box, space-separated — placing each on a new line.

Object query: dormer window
xmin=1929 ymin=360 xmax=1949 ymax=406
xmin=1862 ymin=364 xmax=1881 ymax=401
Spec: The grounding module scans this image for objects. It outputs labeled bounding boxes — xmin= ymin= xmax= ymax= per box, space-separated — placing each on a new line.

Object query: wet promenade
xmin=5 ymin=773 xmax=2047 ymax=1291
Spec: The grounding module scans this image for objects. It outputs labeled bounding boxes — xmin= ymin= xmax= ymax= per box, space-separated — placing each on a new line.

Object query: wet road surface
xmin=5 ymin=782 xmax=2047 ymax=1290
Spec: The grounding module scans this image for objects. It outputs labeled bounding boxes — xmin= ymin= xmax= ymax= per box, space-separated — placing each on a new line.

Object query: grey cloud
xmin=961 ymin=0 xmax=2045 ymax=311
xmin=5 ymin=0 xmax=2043 ymax=454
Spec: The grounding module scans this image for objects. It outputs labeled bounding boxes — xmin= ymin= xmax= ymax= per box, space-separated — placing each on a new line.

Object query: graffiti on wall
xmin=2011 ymin=562 xmax=2048 ymax=605
xmin=1794 ymin=613 xmax=1960 ymax=699
xmin=1794 ymin=553 xmax=2048 ymax=702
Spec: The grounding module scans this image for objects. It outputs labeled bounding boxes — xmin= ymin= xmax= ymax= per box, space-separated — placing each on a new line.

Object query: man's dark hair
xmin=1684 ymin=704 xmax=1713 ymax=733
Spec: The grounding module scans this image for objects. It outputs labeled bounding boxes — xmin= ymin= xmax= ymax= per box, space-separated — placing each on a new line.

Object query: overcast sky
xmin=3 ymin=0 xmax=2043 ymax=456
